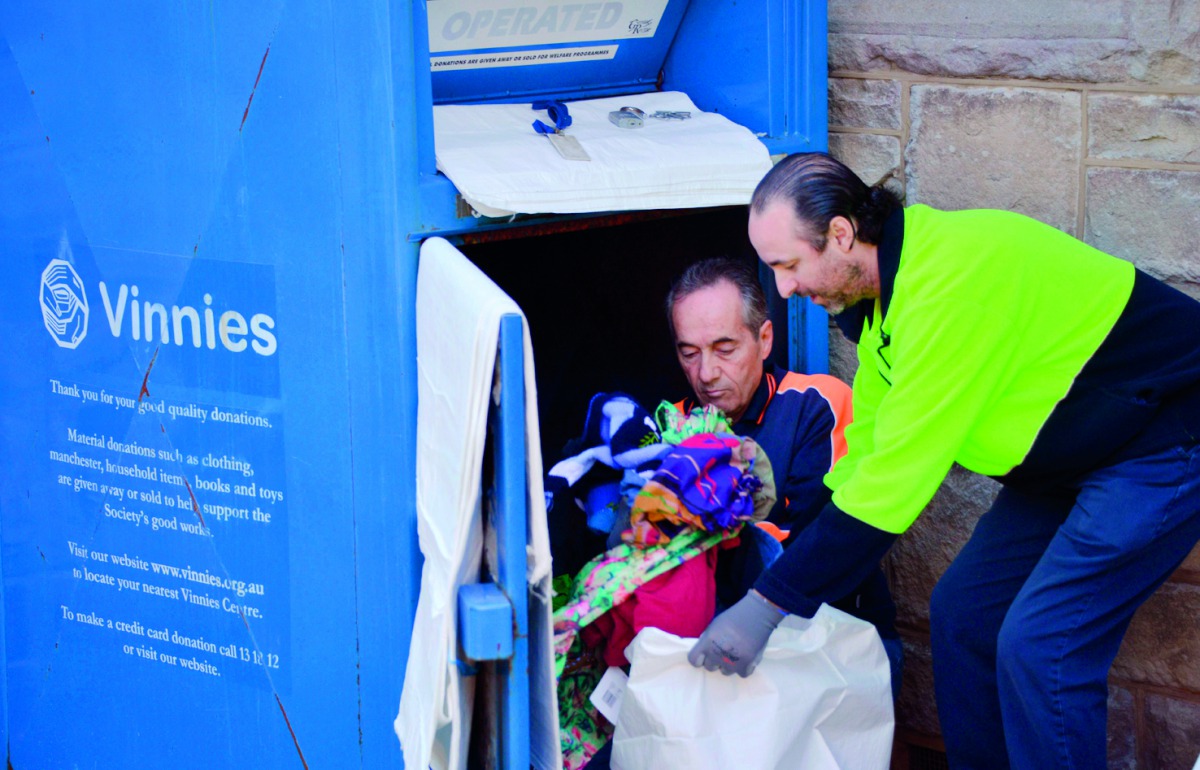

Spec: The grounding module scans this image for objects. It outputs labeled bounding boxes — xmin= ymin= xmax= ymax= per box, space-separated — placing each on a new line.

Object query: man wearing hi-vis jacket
xmin=687 ymin=152 xmax=1200 ymax=769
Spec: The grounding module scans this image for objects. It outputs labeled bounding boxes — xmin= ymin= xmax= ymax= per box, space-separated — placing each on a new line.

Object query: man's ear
xmin=759 ymin=319 xmax=774 ymax=360
xmin=829 ymin=215 xmax=857 ymax=253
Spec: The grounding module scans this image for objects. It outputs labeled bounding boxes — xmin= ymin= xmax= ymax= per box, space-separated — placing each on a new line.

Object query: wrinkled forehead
xmin=671 ymin=281 xmax=755 ymax=344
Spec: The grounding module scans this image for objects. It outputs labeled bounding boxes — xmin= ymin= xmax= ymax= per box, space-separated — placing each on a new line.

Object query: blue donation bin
xmin=0 ymin=1 xmax=827 ymax=767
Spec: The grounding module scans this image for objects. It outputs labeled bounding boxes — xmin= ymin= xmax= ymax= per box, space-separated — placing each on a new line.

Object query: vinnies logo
xmin=41 ymin=259 xmax=89 ymax=349
xmin=39 ymin=260 xmax=278 ymax=356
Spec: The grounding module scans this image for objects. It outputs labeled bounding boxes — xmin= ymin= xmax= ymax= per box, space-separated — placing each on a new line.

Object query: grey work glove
xmin=688 ymin=589 xmax=786 ymax=677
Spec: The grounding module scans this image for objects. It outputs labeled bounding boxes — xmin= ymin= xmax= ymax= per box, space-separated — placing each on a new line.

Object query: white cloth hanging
xmin=396 ymin=237 xmax=558 ymax=770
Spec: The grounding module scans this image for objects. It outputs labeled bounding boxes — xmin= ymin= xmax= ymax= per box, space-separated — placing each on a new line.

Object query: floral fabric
xmin=655 ymin=400 xmax=734 ymax=444
xmin=552 ymin=529 xmax=739 ymax=769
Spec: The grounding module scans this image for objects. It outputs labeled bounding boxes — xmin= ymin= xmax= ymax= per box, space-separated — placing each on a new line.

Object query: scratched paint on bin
xmin=48 ymin=246 xmax=291 ymax=687
xmin=0 ymin=2 xmax=362 ymax=768
xmin=17 ymin=237 xmax=295 ymax=744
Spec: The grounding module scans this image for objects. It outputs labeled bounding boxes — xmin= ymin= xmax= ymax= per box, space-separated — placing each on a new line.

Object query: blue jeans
xmin=931 ymin=434 xmax=1200 ymax=769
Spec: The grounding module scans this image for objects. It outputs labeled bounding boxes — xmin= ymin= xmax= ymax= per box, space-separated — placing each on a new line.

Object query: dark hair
xmin=750 ymin=152 xmax=901 ymax=250
xmin=666 ymin=257 xmax=768 ymax=338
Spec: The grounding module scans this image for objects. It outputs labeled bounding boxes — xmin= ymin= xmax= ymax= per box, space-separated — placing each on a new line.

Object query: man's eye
xmin=716 ymin=346 xmax=737 ymax=356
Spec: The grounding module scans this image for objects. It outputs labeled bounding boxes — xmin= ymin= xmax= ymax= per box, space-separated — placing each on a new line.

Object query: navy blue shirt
xmin=682 ymin=364 xmax=899 ymax=637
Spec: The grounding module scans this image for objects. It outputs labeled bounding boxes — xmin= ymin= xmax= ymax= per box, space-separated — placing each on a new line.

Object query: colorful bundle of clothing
xmin=546 ymin=394 xmax=780 ymax=769
xmin=624 ymin=429 xmax=775 ymax=546
xmin=553 ymin=529 xmax=740 ymax=769
xmin=546 ymin=394 xmax=776 ymax=549
xmin=545 ymin=393 xmax=671 ymax=539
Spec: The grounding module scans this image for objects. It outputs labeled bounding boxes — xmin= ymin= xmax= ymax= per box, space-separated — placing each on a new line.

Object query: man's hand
xmin=688 ymin=589 xmax=786 ymax=677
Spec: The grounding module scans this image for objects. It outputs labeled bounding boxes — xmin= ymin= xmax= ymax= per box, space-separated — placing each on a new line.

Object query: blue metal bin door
xmin=0 ymin=4 xmax=421 ymax=768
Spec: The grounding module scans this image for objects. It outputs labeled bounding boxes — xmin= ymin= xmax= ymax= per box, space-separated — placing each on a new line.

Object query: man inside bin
xmin=581 ymin=258 xmax=904 ymax=770
xmin=665 ymin=256 xmax=902 ymax=685
xmin=689 ymin=152 xmax=1200 ymax=769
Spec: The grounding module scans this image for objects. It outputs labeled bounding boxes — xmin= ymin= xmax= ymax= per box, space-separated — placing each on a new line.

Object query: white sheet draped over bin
xmin=396 ymin=238 xmax=559 ymax=770
xmin=434 ymin=91 xmax=774 ymax=217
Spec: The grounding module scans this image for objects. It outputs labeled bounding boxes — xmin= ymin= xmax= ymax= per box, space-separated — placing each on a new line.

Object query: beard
xmin=812 ymin=260 xmax=868 ymax=316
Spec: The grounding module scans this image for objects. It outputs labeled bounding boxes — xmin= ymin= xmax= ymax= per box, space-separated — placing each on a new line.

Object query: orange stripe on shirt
xmin=776 ymin=372 xmax=853 ymax=469
xmin=756 ymin=372 xmax=778 ymax=425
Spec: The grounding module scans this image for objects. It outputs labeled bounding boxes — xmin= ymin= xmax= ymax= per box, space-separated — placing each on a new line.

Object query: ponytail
xmin=751 ymin=153 xmax=901 ymax=248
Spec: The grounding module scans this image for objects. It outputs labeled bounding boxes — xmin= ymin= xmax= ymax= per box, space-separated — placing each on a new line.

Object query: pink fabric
xmin=581 ymin=546 xmax=720 ymax=667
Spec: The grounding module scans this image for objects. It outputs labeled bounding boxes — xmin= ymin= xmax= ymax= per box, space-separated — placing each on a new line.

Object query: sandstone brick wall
xmin=824 ymin=2 xmax=1200 ymax=766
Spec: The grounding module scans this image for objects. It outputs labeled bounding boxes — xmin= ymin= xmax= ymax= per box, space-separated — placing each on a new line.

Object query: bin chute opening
xmin=456 ymin=205 xmax=786 ymax=463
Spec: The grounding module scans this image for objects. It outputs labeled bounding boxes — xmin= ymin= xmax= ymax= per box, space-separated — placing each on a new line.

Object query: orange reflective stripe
xmin=776 ymin=372 xmax=853 ymax=469
xmin=755 ymin=521 xmax=790 ymax=543
xmin=756 ymin=372 xmax=777 ymax=425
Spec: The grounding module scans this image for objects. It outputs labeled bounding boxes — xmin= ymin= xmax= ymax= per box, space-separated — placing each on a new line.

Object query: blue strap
xmin=531 ymin=99 xmax=572 ymax=134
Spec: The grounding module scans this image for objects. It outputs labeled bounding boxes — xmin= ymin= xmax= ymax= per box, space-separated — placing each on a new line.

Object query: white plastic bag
xmin=612 ymin=605 xmax=894 ymax=770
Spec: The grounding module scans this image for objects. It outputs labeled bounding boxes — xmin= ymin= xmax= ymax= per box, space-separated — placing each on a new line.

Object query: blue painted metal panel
xmin=789 ymin=299 xmax=831 ymax=376
xmin=661 ymin=0 xmax=828 ymax=155
xmin=0 ymin=2 xmax=419 ymax=767
xmin=415 ymin=0 xmax=439 ymax=178
xmin=339 ymin=1 xmax=423 ymax=767
xmin=790 ymin=0 xmax=830 ymax=156
xmin=493 ymin=314 xmax=531 ymax=770
xmin=0 ymin=518 xmax=6 ymax=756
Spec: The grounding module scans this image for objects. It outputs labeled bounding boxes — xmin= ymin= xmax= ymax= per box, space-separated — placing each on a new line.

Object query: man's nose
xmin=699 ymin=353 xmax=721 ymax=383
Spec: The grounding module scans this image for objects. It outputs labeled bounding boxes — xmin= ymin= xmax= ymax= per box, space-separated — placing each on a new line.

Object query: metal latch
xmin=457 ymin=582 xmax=514 ymax=663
